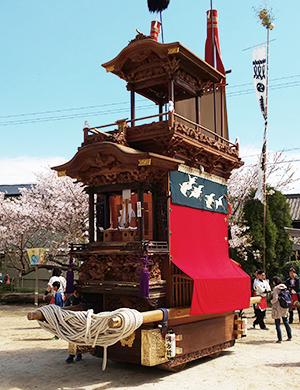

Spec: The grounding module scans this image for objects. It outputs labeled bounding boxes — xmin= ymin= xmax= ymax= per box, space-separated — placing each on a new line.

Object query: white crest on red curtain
xmin=253 ymin=45 xmax=267 ymax=118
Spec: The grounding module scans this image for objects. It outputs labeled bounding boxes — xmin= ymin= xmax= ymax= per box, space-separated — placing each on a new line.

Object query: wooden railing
xmin=173 ymin=112 xmax=236 ymax=148
xmin=173 ymin=274 xmax=193 ymax=308
xmin=84 ymin=112 xmax=166 ymax=140
xmin=83 ymin=111 xmax=238 ymax=152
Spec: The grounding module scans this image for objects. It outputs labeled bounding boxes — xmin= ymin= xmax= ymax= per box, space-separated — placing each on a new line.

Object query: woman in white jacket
xmin=271 ymin=276 xmax=292 ymax=343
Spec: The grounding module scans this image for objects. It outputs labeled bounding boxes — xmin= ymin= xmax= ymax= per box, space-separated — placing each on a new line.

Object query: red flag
xmin=205 ymin=9 xmax=226 ymax=85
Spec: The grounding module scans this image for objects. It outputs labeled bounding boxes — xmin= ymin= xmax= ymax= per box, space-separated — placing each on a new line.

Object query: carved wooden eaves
xmin=52 ymin=141 xmax=185 ymax=185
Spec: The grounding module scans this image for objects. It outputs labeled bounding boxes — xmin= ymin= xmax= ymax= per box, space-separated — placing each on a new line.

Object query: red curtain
xmin=170 ymin=203 xmax=250 ymax=315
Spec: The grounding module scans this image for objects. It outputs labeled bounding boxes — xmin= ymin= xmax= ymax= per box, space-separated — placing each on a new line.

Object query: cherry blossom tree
xmin=0 ymin=169 xmax=88 ymax=276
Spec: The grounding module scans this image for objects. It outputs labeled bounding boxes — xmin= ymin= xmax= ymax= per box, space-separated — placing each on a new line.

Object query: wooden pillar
xmin=159 ymin=103 xmax=163 ymax=121
xmin=131 ymin=88 xmax=135 ymax=127
xmin=168 ymin=78 xmax=174 ymax=102
xmin=168 ymin=78 xmax=174 ymax=127
xmin=88 ymin=190 xmax=95 ymax=243
xmin=103 ymin=194 xmax=110 ymax=230
xmin=138 ymin=188 xmax=144 ymax=241
xmin=152 ymin=187 xmax=157 ymax=241
xmin=195 ymin=94 xmax=201 ymax=125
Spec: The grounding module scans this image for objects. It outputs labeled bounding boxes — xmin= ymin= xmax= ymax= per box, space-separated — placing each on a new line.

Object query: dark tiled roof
xmin=0 ymin=184 xmax=32 ymax=197
xmin=285 ymin=194 xmax=300 ymax=222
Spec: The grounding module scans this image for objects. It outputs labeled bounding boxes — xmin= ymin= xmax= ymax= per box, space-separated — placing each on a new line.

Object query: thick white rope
xmin=37 ymin=305 xmax=143 ymax=370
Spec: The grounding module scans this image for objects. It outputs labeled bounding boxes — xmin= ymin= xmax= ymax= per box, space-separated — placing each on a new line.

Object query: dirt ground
xmin=1 ymin=305 xmax=300 ymax=390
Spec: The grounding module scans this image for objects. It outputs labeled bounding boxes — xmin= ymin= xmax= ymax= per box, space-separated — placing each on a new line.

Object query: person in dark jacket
xmin=64 ymin=285 xmax=82 ymax=307
xmin=285 ymin=267 xmax=300 ymax=324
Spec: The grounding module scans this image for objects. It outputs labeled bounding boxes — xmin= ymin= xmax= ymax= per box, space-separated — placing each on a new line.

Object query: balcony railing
xmin=83 ymin=111 xmax=239 ymax=153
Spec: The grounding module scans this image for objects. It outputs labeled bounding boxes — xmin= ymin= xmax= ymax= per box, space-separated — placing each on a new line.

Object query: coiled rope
xmin=37 ymin=305 xmax=143 ymax=370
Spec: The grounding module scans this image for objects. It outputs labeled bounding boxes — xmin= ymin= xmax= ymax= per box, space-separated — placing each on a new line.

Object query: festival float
xmin=28 ymin=2 xmax=257 ymax=371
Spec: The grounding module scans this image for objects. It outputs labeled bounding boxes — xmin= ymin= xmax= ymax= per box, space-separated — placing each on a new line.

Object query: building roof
xmin=0 ymin=184 xmax=32 ymax=197
xmin=285 ymin=194 xmax=300 ymax=222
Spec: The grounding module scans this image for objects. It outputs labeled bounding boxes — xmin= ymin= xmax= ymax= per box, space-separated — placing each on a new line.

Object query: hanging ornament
xmin=138 ymin=241 xmax=153 ymax=297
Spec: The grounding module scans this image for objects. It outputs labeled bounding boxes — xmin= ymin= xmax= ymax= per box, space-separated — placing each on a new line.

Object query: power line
xmin=0 ymin=99 xmax=152 ymax=120
xmin=227 ymin=74 xmax=300 ymax=89
xmin=243 ymin=159 xmax=300 ymax=167
xmin=1 ymin=74 xmax=300 ymax=126
xmin=242 ymin=147 xmax=300 ymax=159
xmin=227 ymin=81 xmax=300 ymax=97
xmin=0 ymin=104 xmax=153 ymax=127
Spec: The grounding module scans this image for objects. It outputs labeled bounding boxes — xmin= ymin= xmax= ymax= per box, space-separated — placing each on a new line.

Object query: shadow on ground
xmin=0 ymin=345 xmax=235 ymax=390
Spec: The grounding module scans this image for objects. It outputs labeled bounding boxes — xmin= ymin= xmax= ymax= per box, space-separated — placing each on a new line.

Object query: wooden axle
xmin=27 ymin=304 xmax=85 ymax=321
xmin=27 ymin=297 xmax=261 ymax=326
xmin=108 ymin=296 xmax=261 ymax=328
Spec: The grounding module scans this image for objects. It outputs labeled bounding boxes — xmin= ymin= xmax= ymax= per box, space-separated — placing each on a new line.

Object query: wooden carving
xmin=84 ymin=168 xmax=166 ymax=187
xmin=162 ymin=57 xmax=180 ymax=76
xmin=78 ymin=253 xmax=165 ymax=283
xmin=83 ymin=130 xmax=128 ymax=147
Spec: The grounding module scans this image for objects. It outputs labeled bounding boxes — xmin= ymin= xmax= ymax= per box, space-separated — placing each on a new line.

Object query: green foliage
xmin=268 ymin=190 xmax=293 ymax=266
xmin=230 ymin=250 xmax=257 ymax=277
xmin=238 ymin=187 xmax=293 ymax=277
xmin=279 ymin=261 xmax=300 ymax=281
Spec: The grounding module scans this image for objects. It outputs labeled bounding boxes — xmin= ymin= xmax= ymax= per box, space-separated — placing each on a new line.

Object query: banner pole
xmin=262 ymin=28 xmax=270 ymax=273
xmin=210 ymin=0 xmax=217 ymax=136
xmin=35 ymin=265 xmax=38 ymax=306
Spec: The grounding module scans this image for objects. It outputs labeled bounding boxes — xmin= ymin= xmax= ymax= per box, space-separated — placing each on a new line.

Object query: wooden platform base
xmin=83 ymin=312 xmax=237 ymax=369
xmin=157 ymin=340 xmax=235 ymax=370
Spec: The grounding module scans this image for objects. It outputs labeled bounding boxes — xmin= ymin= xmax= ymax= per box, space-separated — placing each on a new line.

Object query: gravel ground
xmin=1 ymin=305 xmax=300 ymax=390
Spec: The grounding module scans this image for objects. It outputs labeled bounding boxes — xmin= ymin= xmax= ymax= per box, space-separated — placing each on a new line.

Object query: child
xmin=51 ymin=281 xmax=64 ymax=340
xmin=52 ymin=281 xmax=64 ymax=307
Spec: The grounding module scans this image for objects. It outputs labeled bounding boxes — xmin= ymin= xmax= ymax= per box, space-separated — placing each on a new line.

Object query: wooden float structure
xmin=33 ymin=18 xmax=254 ymax=370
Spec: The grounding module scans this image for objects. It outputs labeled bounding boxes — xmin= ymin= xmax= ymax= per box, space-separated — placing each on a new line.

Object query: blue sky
xmin=1 ymin=1 xmax=300 ymax=192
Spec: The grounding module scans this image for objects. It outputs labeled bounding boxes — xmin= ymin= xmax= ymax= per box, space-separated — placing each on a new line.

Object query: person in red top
xmin=4 ymin=274 xmax=10 ymax=284
xmin=253 ymin=270 xmax=271 ymax=329
xmin=285 ymin=267 xmax=300 ymax=324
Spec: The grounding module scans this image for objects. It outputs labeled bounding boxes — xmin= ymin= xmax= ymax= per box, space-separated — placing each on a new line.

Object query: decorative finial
xmin=254 ymin=2 xmax=275 ymax=30
xmin=83 ymin=120 xmax=90 ymax=129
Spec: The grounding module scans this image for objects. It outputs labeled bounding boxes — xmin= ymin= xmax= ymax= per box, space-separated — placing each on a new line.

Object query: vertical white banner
xmin=254 ymin=134 xmax=266 ymax=204
xmin=253 ymin=45 xmax=267 ymax=118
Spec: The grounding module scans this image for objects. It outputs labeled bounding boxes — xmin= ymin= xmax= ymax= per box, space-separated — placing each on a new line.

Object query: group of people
xmin=252 ymin=267 xmax=300 ymax=343
xmin=0 ymin=273 xmax=10 ymax=284
xmin=43 ymin=266 xmax=82 ymax=363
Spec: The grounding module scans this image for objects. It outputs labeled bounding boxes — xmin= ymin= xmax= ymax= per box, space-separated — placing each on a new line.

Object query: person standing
xmin=51 ymin=281 xmax=64 ymax=340
xmin=64 ymin=284 xmax=83 ymax=363
xmin=270 ymin=276 xmax=292 ymax=343
xmin=4 ymin=273 xmax=10 ymax=284
xmin=253 ymin=270 xmax=271 ymax=329
xmin=285 ymin=267 xmax=300 ymax=324
xmin=252 ymin=270 xmax=259 ymax=317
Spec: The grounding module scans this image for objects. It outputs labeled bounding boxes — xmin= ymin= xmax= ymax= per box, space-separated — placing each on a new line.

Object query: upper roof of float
xmin=101 ymin=34 xmax=225 ymax=104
